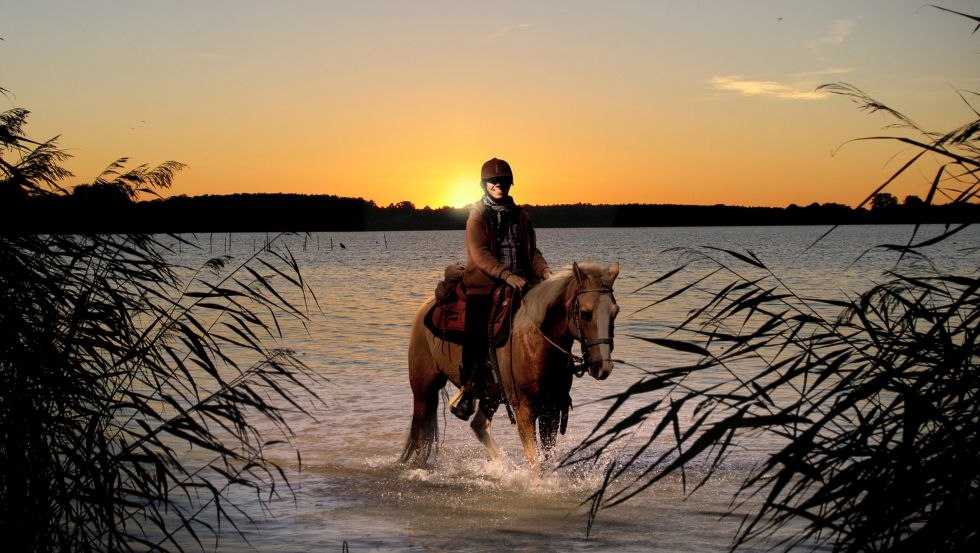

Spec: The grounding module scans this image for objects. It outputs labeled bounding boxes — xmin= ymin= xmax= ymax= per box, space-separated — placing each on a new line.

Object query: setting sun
xmin=442 ymin=178 xmax=481 ymax=209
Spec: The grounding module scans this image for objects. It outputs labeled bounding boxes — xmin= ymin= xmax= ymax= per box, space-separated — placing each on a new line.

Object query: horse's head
xmin=569 ymin=261 xmax=620 ymax=380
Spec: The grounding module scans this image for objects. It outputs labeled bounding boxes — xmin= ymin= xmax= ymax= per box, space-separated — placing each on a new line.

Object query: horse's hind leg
xmin=470 ymin=409 xmax=503 ymax=461
xmin=401 ymin=372 xmax=446 ymax=467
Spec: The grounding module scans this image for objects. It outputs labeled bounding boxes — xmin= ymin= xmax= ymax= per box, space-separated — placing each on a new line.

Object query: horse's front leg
xmin=537 ymin=405 xmax=561 ymax=458
xmin=538 ymin=386 xmax=571 ymax=460
xmin=515 ymin=397 xmax=540 ymax=471
xmin=470 ymin=408 xmax=503 ymax=461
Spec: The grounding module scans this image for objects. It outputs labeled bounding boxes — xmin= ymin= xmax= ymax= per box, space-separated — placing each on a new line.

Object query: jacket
xmin=464 ymin=199 xmax=549 ymax=296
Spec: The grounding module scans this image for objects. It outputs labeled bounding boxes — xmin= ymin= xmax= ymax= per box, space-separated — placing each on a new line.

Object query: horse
xmin=401 ymin=261 xmax=620 ymax=470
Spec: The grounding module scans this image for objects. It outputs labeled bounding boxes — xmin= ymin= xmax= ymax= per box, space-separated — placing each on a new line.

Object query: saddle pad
xmin=424 ymin=284 xmax=516 ymax=346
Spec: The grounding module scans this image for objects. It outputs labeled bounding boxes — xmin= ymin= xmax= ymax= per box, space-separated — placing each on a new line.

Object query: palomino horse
xmin=401 ymin=261 xmax=620 ymax=469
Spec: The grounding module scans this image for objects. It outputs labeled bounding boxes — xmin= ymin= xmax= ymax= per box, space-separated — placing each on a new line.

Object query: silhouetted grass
xmin=2 ymin=92 xmax=323 ymax=551
xmin=567 ymin=6 xmax=979 ymax=552
xmin=569 ymin=247 xmax=978 ymax=551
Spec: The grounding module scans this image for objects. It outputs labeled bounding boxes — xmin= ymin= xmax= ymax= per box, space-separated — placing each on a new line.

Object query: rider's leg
xmin=452 ymin=293 xmax=491 ymax=420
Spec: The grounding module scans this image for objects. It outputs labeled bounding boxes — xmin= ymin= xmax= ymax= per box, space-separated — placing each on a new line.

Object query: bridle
xmin=537 ymin=283 xmax=616 ymax=376
xmin=570 ymin=285 xmax=616 ymax=351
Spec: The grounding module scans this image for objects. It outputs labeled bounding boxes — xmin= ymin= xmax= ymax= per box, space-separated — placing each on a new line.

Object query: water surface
xmin=164 ymin=225 xmax=977 ymax=552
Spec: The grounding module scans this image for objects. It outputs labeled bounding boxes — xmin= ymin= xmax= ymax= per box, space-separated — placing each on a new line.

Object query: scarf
xmin=482 ymin=193 xmax=524 ymax=277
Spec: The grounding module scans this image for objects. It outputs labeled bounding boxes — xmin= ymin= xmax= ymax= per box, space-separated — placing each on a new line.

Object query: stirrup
xmin=450 ymin=389 xmax=475 ymax=421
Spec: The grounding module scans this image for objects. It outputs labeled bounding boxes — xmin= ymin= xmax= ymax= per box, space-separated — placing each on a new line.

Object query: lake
xmin=162 ymin=225 xmax=977 ymax=552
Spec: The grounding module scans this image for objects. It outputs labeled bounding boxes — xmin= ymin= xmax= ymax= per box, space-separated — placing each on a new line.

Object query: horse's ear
xmin=572 ymin=262 xmax=584 ymax=284
xmin=608 ymin=261 xmax=620 ymax=283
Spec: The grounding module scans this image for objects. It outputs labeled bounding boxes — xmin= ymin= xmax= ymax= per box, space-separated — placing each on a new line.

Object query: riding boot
xmin=450 ymin=362 xmax=478 ymax=421
xmin=455 ymin=294 xmax=492 ymax=421
xmin=450 ymin=382 xmax=476 ymax=420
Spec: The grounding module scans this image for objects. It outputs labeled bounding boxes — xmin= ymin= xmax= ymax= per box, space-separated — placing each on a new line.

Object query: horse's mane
xmin=516 ymin=263 xmax=608 ymax=331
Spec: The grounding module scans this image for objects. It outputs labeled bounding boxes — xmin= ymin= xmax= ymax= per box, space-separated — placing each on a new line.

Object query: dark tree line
xmin=3 ymin=190 xmax=976 ymax=233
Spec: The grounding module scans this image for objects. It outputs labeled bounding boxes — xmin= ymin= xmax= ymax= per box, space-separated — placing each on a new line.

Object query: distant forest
xmin=2 ymin=190 xmax=979 ymax=233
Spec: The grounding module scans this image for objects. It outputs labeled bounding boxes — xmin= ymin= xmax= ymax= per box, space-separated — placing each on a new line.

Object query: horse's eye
xmin=580 ymin=310 xmax=593 ymax=322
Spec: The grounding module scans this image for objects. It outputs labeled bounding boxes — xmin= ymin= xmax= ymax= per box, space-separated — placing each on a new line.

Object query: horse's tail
xmin=400 ymin=391 xmax=439 ymax=466
xmin=401 ymin=299 xmax=444 ymax=466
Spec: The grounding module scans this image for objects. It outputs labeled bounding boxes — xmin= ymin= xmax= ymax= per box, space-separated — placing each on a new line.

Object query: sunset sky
xmin=2 ymin=1 xmax=977 ymax=208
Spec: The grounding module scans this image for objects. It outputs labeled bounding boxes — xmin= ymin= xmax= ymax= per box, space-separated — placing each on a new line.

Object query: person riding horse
xmin=405 ymin=260 xmax=621 ymax=468
xmin=450 ymin=157 xmax=553 ymax=421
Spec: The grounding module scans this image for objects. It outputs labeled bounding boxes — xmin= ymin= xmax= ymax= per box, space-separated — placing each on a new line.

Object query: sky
xmin=2 ymin=1 xmax=978 ymax=208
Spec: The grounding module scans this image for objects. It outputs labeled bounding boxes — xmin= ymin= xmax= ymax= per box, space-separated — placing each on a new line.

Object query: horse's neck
xmin=536 ymin=293 xmax=573 ymax=346
xmin=515 ymin=277 xmax=574 ymax=342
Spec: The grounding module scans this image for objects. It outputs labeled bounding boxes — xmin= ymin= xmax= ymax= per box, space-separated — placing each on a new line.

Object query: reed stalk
xmin=1 ymin=95 xmax=323 ymax=552
xmin=568 ymin=6 xmax=980 ymax=552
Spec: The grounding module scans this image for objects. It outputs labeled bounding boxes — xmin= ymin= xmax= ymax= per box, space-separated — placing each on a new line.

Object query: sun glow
xmin=442 ymin=179 xmax=481 ymax=209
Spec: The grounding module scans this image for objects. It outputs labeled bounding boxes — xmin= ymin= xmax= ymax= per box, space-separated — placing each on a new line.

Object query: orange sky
xmin=3 ymin=1 xmax=977 ymax=208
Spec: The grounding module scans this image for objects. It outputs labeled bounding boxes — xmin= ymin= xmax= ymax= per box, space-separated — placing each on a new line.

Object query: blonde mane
xmin=515 ymin=263 xmax=609 ymax=332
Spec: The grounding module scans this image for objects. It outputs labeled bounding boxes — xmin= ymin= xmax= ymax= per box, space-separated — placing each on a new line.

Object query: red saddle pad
xmin=424 ymin=283 xmax=516 ymax=346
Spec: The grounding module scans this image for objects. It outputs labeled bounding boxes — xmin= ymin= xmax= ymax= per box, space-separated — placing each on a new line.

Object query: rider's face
xmin=485 ymin=180 xmax=511 ymax=200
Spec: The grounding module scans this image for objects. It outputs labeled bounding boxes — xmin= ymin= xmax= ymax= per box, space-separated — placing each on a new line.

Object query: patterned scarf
xmin=482 ymin=194 xmax=524 ymax=277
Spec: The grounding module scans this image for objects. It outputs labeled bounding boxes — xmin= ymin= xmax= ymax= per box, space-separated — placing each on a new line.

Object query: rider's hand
xmin=505 ymin=274 xmax=527 ymax=290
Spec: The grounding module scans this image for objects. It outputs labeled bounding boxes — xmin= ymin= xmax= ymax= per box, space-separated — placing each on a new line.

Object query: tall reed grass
xmin=567 ymin=6 xmax=979 ymax=552
xmin=2 ymin=95 xmax=323 ymax=551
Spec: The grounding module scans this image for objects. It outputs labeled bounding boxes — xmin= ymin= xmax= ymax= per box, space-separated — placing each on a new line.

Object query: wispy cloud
xmin=710 ymin=26 xmax=856 ymax=102
xmin=711 ymin=76 xmax=827 ymax=101
xmin=486 ymin=23 xmax=531 ymax=40
xmin=806 ymin=19 xmax=856 ymax=58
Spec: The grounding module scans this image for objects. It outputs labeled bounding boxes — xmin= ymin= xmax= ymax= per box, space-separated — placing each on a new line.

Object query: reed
xmin=567 ymin=6 xmax=980 ymax=552
xmin=1 ymin=97 xmax=322 ymax=551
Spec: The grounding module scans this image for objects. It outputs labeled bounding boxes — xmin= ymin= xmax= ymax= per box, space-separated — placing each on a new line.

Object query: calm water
xmin=164 ymin=225 xmax=977 ymax=552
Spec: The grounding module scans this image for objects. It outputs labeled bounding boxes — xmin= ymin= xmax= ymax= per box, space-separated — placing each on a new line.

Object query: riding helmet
xmin=481 ymin=158 xmax=513 ymax=184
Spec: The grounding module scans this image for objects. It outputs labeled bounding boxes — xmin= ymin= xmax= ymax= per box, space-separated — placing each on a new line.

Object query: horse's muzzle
xmin=588 ymin=359 xmax=613 ymax=380
xmin=583 ymin=336 xmax=614 ymax=380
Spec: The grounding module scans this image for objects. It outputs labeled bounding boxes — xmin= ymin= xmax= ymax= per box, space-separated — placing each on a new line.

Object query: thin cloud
xmin=711 ymin=76 xmax=827 ymax=101
xmin=806 ymin=19 xmax=856 ymax=58
xmin=709 ymin=19 xmax=856 ymax=102
xmin=486 ymin=23 xmax=531 ymax=40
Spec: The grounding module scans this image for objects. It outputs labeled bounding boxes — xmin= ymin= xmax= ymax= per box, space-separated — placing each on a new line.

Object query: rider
xmin=450 ymin=157 xmax=552 ymax=421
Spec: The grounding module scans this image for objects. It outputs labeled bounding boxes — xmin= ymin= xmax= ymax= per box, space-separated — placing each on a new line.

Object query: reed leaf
xmin=570 ymin=31 xmax=980 ymax=543
xmin=1 ymin=92 xmax=324 ymax=551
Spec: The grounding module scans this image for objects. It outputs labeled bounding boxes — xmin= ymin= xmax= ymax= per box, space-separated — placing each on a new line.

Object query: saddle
xmin=424 ymin=269 xmax=517 ymax=346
